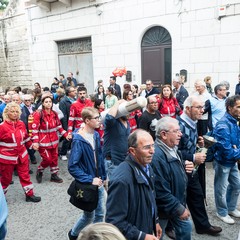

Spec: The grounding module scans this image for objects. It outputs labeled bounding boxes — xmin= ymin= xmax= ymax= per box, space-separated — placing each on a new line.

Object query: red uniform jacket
xmin=0 ymin=120 xmax=32 ymax=164
xmin=158 ymin=96 xmax=182 ymax=118
xmin=68 ymin=98 xmax=93 ymax=133
xmin=31 ymin=110 xmax=67 ymax=149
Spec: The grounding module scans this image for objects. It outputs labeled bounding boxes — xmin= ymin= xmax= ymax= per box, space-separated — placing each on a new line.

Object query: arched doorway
xmin=141 ymin=26 xmax=172 ymax=88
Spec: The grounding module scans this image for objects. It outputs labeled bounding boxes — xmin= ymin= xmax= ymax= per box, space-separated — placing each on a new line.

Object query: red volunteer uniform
xmin=0 ymin=120 xmax=34 ymax=196
xmin=31 ymin=110 xmax=67 ymax=174
xmin=67 ymin=98 xmax=93 ymax=133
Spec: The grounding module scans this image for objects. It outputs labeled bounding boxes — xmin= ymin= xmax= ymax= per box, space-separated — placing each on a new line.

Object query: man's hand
xmin=156 ymin=223 xmax=162 ymax=239
xmin=144 ymin=234 xmax=159 ymax=240
xmin=66 ymin=132 xmax=72 ymax=141
xmin=32 ymin=143 xmax=39 ymax=151
xmin=185 ymin=160 xmax=194 ymax=173
xmin=197 ymin=136 xmax=204 ymax=148
xmin=92 ymin=177 xmax=103 ymax=187
xmin=179 ymin=208 xmax=190 ymax=220
xmin=194 ymin=152 xmax=206 ymax=165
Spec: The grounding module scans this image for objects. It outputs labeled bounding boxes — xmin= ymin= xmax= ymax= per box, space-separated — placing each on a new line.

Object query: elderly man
xmin=172 ymin=78 xmax=189 ymax=110
xmin=178 ymin=96 xmax=222 ymax=236
xmin=213 ymin=95 xmax=240 ymax=224
xmin=151 ymin=117 xmax=193 ymax=240
xmin=193 ymin=79 xmax=211 ymax=136
xmin=106 ymin=129 xmax=162 ymax=240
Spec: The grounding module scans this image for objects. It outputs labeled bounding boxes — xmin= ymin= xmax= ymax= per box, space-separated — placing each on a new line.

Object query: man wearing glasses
xmin=151 ymin=117 xmax=194 ymax=240
xmin=178 ymin=96 xmax=222 ymax=236
xmin=106 ymin=129 xmax=162 ymax=240
xmin=139 ymin=95 xmax=161 ymax=140
xmin=20 ymin=94 xmax=37 ymax=164
xmin=145 ymin=79 xmax=160 ymax=98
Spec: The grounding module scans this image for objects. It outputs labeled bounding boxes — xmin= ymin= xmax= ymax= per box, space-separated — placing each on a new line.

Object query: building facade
xmin=0 ymin=0 xmax=240 ymax=93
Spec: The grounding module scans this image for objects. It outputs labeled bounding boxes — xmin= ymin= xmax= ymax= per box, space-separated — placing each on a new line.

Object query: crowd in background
xmin=0 ymin=71 xmax=240 ymax=240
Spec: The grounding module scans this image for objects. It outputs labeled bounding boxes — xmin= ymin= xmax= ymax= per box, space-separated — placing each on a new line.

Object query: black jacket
xmin=59 ymin=96 xmax=72 ymax=130
xmin=106 ymin=155 xmax=158 ymax=240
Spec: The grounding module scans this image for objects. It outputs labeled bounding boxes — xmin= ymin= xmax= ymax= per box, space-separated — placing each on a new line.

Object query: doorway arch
xmin=141 ymin=26 xmax=172 ymax=88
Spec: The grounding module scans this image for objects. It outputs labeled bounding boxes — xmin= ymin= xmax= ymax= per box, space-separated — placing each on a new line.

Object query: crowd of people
xmin=0 ymin=72 xmax=240 ymax=240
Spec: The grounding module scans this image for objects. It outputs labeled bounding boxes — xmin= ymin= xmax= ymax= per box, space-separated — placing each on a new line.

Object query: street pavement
xmin=5 ymin=156 xmax=240 ymax=240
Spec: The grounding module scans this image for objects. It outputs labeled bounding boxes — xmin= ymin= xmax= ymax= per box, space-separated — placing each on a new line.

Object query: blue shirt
xmin=103 ymin=114 xmax=130 ymax=165
xmin=0 ymin=183 xmax=8 ymax=227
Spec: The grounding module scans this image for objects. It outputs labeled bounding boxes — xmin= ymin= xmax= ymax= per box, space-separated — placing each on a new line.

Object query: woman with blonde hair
xmin=0 ymin=102 xmax=41 ymax=202
xmin=77 ymin=223 xmax=126 ymax=240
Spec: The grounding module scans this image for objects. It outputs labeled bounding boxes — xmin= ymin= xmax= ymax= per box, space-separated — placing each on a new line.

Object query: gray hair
xmin=155 ymin=117 xmax=179 ymax=138
xmin=214 ymin=84 xmax=226 ymax=95
xmin=183 ymin=95 xmax=201 ymax=111
xmin=194 ymin=79 xmax=206 ymax=87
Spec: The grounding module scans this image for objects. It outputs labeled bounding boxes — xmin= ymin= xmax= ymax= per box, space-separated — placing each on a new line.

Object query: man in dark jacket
xmin=151 ymin=117 xmax=193 ymax=239
xmin=145 ymin=79 xmax=160 ymax=98
xmin=109 ymin=76 xmax=122 ymax=99
xmin=59 ymin=87 xmax=76 ymax=160
xmin=178 ymin=96 xmax=222 ymax=236
xmin=172 ymin=78 xmax=189 ymax=110
xmin=106 ymin=129 xmax=162 ymax=240
xmin=20 ymin=94 xmax=36 ymax=164
xmin=234 ymin=74 xmax=240 ymax=95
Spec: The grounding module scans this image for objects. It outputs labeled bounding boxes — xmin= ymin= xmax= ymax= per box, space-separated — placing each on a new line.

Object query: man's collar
xmin=180 ymin=112 xmax=197 ymax=128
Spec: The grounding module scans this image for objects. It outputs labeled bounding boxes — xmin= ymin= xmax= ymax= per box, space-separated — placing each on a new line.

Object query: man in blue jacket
xmin=213 ymin=95 xmax=240 ymax=224
xmin=106 ymin=129 xmax=162 ymax=240
xmin=151 ymin=117 xmax=193 ymax=240
xmin=67 ymin=107 xmax=106 ymax=240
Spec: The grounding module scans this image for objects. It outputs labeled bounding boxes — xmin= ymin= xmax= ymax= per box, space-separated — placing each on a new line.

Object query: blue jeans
xmin=71 ymin=186 xmax=105 ymax=237
xmin=159 ymin=217 xmax=192 ymax=240
xmin=104 ymin=159 xmax=118 ymax=181
xmin=213 ymin=161 xmax=240 ymax=216
xmin=0 ymin=221 xmax=7 ymax=240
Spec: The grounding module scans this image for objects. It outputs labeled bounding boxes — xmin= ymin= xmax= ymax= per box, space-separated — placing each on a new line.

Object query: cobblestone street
xmin=5 ymin=158 xmax=240 ymax=240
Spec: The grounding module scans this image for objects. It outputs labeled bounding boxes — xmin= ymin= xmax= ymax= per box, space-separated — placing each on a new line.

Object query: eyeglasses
xmin=149 ymin=101 xmax=158 ymax=104
xmin=164 ymin=129 xmax=181 ymax=134
xmin=90 ymin=115 xmax=101 ymax=120
xmin=25 ymin=99 xmax=31 ymax=102
xmin=134 ymin=144 xmax=155 ymax=151
xmin=191 ymin=106 xmax=205 ymax=110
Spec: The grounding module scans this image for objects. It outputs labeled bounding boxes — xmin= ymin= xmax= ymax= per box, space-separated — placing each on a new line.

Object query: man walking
xmin=152 ymin=117 xmax=193 ymax=240
xmin=178 ymin=96 xmax=222 ymax=236
xmin=106 ymin=129 xmax=162 ymax=240
xmin=68 ymin=86 xmax=93 ymax=135
xmin=213 ymin=95 xmax=240 ymax=224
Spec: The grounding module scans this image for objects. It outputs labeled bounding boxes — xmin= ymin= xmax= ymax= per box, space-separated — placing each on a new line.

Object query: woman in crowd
xmin=34 ymin=82 xmax=41 ymax=90
xmin=31 ymin=94 xmax=71 ymax=184
xmin=157 ymin=84 xmax=182 ymax=118
xmin=131 ymin=84 xmax=139 ymax=98
xmin=94 ymin=99 xmax=105 ymax=146
xmin=0 ymin=102 xmax=41 ymax=202
xmin=32 ymin=88 xmax=42 ymax=109
xmin=94 ymin=86 xmax=106 ymax=103
xmin=123 ymin=89 xmax=142 ymax=132
xmin=105 ymin=87 xmax=118 ymax=109
xmin=51 ymin=77 xmax=59 ymax=93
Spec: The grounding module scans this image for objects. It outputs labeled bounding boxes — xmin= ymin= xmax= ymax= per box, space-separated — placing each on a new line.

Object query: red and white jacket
xmin=67 ymin=98 xmax=93 ymax=133
xmin=0 ymin=120 xmax=32 ymax=164
xmin=31 ymin=110 xmax=67 ymax=149
xmin=128 ymin=109 xmax=142 ymax=133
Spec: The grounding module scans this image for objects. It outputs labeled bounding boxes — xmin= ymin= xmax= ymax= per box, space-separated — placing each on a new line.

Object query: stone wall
xmin=0 ymin=0 xmax=32 ymax=91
